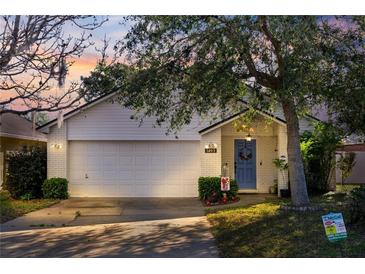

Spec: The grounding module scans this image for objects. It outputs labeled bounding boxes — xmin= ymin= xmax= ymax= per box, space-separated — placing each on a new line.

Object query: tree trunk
xmin=281 ymin=98 xmax=310 ymax=206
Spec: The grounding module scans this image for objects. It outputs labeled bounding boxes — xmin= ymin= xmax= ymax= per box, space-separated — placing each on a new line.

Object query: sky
xmin=66 ymin=16 xmax=129 ymax=82
xmin=0 ymin=16 xmax=129 ymax=115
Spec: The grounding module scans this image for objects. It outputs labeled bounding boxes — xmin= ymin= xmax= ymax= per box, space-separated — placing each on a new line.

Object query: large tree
xmin=81 ymin=16 xmax=365 ymax=206
xmin=0 ymin=15 xmax=106 ymax=115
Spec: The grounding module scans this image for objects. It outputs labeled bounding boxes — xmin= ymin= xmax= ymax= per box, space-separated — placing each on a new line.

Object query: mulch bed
xmin=202 ymin=197 xmax=240 ymax=207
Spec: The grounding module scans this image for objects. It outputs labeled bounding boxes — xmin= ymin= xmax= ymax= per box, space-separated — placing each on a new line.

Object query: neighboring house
xmin=38 ymin=93 xmax=317 ymax=198
xmin=336 ymin=143 xmax=365 ymax=185
xmin=0 ymin=113 xmax=47 ymax=187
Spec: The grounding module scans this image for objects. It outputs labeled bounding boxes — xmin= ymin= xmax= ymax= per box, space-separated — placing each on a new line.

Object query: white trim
xmin=200 ymin=109 xmax=286 ymax=136
xmin=200 ymin=116 xmax=244 ymax=136
xmin=239 ymin=101 xmax=288 ymax=126
xmin=0 ymin=132 xmax=47 ymax=142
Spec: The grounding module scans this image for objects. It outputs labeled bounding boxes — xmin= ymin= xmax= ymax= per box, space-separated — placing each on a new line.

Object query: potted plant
xmin=269 ymin=179 xmax=278 ymax=194
xmin=273 ymin=158 xmax=290 ymax=197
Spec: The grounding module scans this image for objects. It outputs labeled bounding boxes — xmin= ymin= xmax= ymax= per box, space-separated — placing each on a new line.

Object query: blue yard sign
xmin=322 ymin=213 xmax=347 ymax=242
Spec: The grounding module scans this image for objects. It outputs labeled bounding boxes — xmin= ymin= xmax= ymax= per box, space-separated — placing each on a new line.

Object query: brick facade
xmin=200 ymin=128 xmax=222 ymax=177
xmin=47 ymin=122 xmax=68 ymax=179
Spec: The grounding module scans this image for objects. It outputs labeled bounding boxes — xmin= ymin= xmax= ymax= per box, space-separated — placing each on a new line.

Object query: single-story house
xmin=38 ymin=93 xmax=317 ymax=198
xmin=0 ymin=113 xmax=47 ymax=187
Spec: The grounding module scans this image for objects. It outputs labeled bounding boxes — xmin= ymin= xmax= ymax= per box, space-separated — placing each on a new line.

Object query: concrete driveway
xmin=0 ymin=198 xmax=218 ymax=258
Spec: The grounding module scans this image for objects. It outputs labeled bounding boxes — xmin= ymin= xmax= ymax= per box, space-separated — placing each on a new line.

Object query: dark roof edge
xmin=198 ymin=109 xmax=249 ymax=134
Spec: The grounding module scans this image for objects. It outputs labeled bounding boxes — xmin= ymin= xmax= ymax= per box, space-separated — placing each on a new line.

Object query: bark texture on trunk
xmin=282 ymin=98 xmax=310 ymax=206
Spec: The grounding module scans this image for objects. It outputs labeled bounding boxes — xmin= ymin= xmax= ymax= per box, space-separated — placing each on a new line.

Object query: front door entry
xmin=234 ymin=139 xmax=257 ymax=189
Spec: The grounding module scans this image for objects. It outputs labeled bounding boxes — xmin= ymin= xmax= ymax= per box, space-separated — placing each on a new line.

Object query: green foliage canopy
xmin=82 ymin=16 xmax=365 ymax=135
xmin=300 ymin=123 xmax=342 ymax=194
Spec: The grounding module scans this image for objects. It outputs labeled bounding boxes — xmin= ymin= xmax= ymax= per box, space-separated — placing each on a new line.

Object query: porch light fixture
xmin=51 ymin=143 xmax=62 ymax=149
xmin=245 ymin=133 xmax=252 ymax=142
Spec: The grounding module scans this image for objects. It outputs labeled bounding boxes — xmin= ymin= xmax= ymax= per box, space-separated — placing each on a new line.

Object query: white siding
xmin=336 ymin=152 xmax=365 ymax=184
xmin=67 ymin=100 xmax=204 ymax=141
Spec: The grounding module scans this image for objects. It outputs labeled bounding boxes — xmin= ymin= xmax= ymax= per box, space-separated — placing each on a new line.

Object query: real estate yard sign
xmin=220 ymin=177 xmax=230 ymax=191
xmin=322 ymin=213 xmax=347 ymax=242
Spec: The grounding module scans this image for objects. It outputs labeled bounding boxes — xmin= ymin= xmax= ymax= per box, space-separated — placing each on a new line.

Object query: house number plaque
xmin=205 ymin=143 xmax=217 ymax=153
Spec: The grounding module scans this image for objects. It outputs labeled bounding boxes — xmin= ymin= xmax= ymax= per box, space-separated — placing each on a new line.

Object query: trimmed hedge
xmin=5 ymin=146 xmax=46 ymax=199
xmin=0 ymin=190 xmax=15 ymax=223
xmin=198 ymin=177 xmax=238 ymax=201
xmin=42 ymin=178 xmax=69 ymax=199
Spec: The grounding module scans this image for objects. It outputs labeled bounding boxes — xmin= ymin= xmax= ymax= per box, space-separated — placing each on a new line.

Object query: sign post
xmin=220 ymin=177 xmax=230 ymax=191
xmin=322 ymin=212 xmax=347 ymax=242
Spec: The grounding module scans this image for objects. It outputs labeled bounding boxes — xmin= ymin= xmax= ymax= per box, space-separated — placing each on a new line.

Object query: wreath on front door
xmin=239 ymin=148 xmax=252 ymax=161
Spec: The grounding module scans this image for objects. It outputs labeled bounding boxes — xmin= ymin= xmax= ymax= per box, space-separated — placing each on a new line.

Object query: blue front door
xmin=235 ymin=139 xmax=257 ymax=189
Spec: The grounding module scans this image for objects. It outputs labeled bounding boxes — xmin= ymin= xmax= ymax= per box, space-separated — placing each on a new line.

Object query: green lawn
xmin=0 ymin=198 xmax=59 ymax=224
xmin=207 ymin=195 xmax=365 ymax=257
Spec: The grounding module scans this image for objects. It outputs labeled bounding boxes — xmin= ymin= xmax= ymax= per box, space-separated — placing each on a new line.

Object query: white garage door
xmin=68 ymin=141 xmax=201 ymax=197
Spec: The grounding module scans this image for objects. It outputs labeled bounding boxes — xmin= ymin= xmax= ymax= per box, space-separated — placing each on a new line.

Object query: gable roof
xmin=0 ymin=113 xmax=47 ymax=141
xmin=38 ymin=91 xmax=320 ymax=135
xmin=37 ymin=92 xmax=115 ymax=131
xmin=199 ymin=99 xmax=320 ymax=135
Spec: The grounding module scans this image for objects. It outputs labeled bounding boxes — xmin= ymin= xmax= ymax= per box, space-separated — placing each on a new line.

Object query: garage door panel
xmin=134 ymin=184 xmax=152 ymax=196
xmin=183 ymin=184 xmax=198 ymax=196
xmin=118 ymin=143 xmax=134 ymax=153
xmin=134 ymin=143 xmax=151 ymax=155
xmin=135 ymin=156 xmax=150 ymax=169
xmin=165 ymin=143 xmax=181 ymax=154
xmin=180 ymin=143 xmax=199 ymax=155
xmin=119 ymin=156 xmax=134 ymax=169
xmin=150 ymin=156 xmax=166 ymax=168
xmin=103 ymin=156 xmax=118 ymax=170
xmin=102 ymin=185 xmax=122 ymax=196
xmin=69 ymin=141 xmax=200 ymax=197
xmin=150 ymin=143 xmax=166 ymax=154
xmin=70 ymin=184 xmax=102 ymax=197
xmin=86 ymin=143 xmax=102 ymax=155
xmin=86 ymin=156 xmax=100 ymax=171
xmin=102 ymin=143 xmax=119 ymax=155
xmin=148 ymin=169 xmax=166 ymax=180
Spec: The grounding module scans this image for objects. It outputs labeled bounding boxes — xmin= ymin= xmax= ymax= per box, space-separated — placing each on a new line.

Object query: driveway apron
xmin=0 ymin=198 xmax=218 ymax=258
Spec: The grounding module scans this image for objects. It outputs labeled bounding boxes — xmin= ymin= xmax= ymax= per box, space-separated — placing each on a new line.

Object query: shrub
xmin=0 ymin=190 xmax=15 ymax=223
xmin=300 ymin=123 xmax=342 ymax=195
xmin=5 ymin=146 xmax=46 ymax=199
xmin=42 ymin=178 xmax=68 ymax=199
xmin=198 ymin=177 xmax=238 ymax=201
xmin=347 ymin=186 xmax=365 ymax=224
xmin=42 ymin=178 xmax=69 ymax=199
